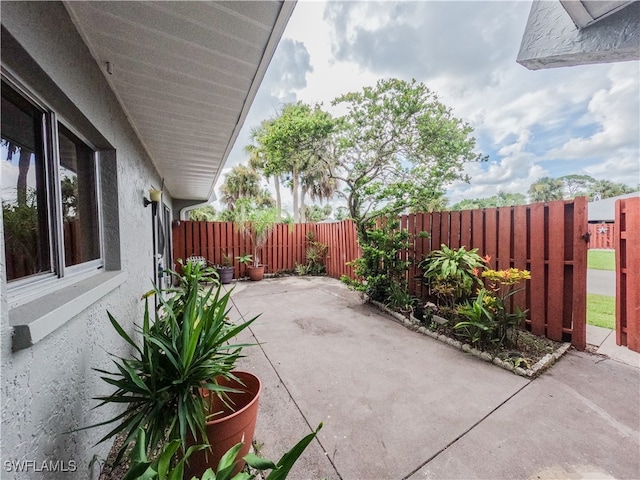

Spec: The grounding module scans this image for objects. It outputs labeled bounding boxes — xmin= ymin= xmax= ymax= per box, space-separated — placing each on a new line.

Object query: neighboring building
xmin=589 ymin=192 xmax=640 ymax=223
xmin=0 ymin=2 xmax=294 ymax=477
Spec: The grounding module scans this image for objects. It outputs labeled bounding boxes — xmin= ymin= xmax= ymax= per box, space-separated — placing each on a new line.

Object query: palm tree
xmin=588 ymin=179 xmax=635 ymax=200
xmin=246 ymin=124 xmax=284 ymax=220
xmin=219 ymin=164 xmax=261 ymax=211
xmin=299 ymin=153 xmax=337 ymax=223
xmin=528 ymin=177 xmax=565 ymax=203
xmin=246 ymin=102 xmax=335 ymax=223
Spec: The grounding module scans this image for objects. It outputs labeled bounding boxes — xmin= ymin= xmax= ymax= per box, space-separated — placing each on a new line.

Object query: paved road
xmin=587 ymin=269 xmax=616 ymax=296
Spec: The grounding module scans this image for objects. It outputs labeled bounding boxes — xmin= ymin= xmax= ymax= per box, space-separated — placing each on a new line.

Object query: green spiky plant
xmin=418 ymin=244 xmax=487 ymax=307
xmin=88 ymin=278 xmax=258 ymax=467
xmin=122 ymin=423 xmax=323 ymax=480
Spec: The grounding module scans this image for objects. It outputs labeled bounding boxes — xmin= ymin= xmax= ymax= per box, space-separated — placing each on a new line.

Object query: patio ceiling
xmin=64 ymin=1 xmax=295 ymax=201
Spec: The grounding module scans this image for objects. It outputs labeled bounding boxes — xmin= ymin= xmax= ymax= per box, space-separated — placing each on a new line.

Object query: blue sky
xmin=218 ymin=0 xmax=639 ymax=210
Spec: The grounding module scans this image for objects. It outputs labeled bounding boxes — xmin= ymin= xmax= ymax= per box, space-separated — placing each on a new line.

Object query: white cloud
xmin=447 ymin=153 xmax=548 ymax=205
xmin=218 ymin=0 xmax=639 ymax=212
xmin=549 ymin=62 xmax=640 ymax=161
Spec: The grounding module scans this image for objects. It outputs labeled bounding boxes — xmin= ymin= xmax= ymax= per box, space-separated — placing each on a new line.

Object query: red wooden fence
xmin=615 ymin=197 xmax=640 ymax=353
xmin=588 ymin=223 xmax=616 ymax=249
xmin=399 ymin=198 xmax=588 ymax=349
xmin=172 ymin=198 xmax=588 ymax=349
xmin=172 ymin=220 xmax=361 ymax=279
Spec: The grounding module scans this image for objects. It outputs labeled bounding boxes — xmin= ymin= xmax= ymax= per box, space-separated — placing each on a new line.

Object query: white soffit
xmin=64 ymin=1 xmax=295 ymax=201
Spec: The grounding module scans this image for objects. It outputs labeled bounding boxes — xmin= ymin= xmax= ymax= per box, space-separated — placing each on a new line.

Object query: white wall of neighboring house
xmin=1 ymin=2 xmax=168 ymax=477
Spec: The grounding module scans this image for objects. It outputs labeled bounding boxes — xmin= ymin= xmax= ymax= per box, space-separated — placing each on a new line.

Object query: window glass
xmin=1 ymin=84 xmax=51 ymax=281
xmin=58 ymin=124 xmax=100 ymax=267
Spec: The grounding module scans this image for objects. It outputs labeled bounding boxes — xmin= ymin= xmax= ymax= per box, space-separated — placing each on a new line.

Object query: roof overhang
xmin=64 ymin=1 xmax=295 ymax=201
xmin=560 ymin=0 xmax=633 ymax=28
xmin=517 ymin=0 xmax=640 ymax=70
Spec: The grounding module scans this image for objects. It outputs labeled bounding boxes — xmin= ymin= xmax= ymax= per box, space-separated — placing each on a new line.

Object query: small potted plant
xmin=236 ymin=253 xmax=253 ymax=279
xmin=216 ymin=250 xmax=235 ymax=284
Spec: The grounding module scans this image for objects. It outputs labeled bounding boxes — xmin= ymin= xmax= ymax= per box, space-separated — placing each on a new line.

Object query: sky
xmin=217 ymin=0 xmax=640 ymax=212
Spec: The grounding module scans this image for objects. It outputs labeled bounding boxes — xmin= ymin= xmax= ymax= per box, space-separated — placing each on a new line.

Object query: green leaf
xmin=243 ymin=453 xmax=276 ymax=470
xmin=217 ymin=442 xmax=244 ymax=474
xmin=107 ymin=311 xmax=141 ymax=355
xmin=265 ymin=423 xmax=322 ymax=480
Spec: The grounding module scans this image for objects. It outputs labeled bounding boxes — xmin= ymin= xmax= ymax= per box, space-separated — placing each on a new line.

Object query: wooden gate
xmin=615 ymin=196 xmax=640 ymax=353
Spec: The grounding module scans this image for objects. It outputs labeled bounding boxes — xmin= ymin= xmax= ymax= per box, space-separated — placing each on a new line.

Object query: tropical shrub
xmin=341 ymin=217 xmax=411 ymax=306
xmin=454 ymin=267 xmax=531 ymax=348
xmin=418 ymin=245 xmax=487 ymax=307
xmin=304 ymin=232 xmax=328 ymax=275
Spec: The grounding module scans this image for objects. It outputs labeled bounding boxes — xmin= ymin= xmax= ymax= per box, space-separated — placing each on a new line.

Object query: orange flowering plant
xmin=455 ymin=262 xmax=531 ymax=348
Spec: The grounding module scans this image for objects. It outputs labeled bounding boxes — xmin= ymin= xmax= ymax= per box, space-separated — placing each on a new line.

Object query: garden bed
xmin=370 ymin=300 xmax=571 ymax=378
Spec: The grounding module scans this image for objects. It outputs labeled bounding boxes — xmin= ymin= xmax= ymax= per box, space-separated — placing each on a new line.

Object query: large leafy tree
xmin=328 ymin=78 xmax=484 ymax=240
xmin=450 ymin=192 xmax=526 ymax=210
xmin=559 ymin=174 xmax=596 ymax=198
xmin=528 ymin=176 xmax=565 ymax=203
xmin=249 ymin=102 xmax=336 ymax=223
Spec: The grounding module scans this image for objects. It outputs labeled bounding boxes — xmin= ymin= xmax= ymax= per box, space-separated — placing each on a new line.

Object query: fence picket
xmin=497 ymin=207 xmax=511 ymax=271
xmin=547 ymin=201 xmax=565 ymax=341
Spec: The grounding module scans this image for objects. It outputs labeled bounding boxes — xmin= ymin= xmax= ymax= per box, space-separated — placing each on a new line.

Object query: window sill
xmin=9 ymin=270 xmax=128 ymax=351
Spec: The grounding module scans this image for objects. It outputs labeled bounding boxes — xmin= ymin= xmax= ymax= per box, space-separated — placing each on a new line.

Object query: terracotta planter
xmin=184 ymin=371 xmax=262 ymax=478
xmin=216 ymin=266 xmax=235 ymax=284
xmin=247 ymin=265 xmax=265 ymax=281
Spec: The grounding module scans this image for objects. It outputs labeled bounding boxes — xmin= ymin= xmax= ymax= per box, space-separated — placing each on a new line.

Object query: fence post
xmin=571 ymin=197 xmax=587 ymax=350
xmin=616 ymin=196 xmax=640 ymax=352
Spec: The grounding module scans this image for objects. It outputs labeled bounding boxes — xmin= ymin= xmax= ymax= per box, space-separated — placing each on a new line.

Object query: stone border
xmin=369 ymin=300 xmax=571 ymax=378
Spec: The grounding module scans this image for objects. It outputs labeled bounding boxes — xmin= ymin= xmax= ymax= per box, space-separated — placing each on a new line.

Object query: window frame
xmin=2 ymin=74 xmax=105 ymax=307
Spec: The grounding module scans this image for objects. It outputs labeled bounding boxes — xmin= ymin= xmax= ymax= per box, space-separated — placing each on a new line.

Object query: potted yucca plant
xmin=86 ymin=260 xmax=261 ymax=475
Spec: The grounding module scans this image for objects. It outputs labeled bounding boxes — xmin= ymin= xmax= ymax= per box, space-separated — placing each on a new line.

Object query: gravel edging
xmin=369 ymin=300 xmax=571 ymax=378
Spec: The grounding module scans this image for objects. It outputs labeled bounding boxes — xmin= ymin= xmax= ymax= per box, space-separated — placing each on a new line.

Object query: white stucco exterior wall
xmin=517 ymin=0 xmax=640 ymax=70
xmin=1 ymin=2 xmax=170 ymax=477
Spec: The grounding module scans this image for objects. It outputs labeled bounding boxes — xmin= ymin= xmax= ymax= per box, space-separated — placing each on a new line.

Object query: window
xmin=1 ymin=80 xmax=102 ymax=286
xmin=58 ymin=124 xmax=100 ymax=267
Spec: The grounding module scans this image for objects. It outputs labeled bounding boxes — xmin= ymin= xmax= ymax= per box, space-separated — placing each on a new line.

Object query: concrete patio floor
xmin=226 ymin=277 xmax=640 ymax=480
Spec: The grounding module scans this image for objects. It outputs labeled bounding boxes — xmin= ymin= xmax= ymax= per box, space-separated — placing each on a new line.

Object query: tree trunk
xmin=274 ymin=175 xmax=282 ymax=221
xmin=300 ymin=185 xmax=308 ymax=224
xmin=292 ymin=167 xmax=299 ymax=223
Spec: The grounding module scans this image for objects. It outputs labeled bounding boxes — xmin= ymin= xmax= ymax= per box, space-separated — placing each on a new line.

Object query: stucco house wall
xmin=1 ymin=2 xmax=169 ymax=477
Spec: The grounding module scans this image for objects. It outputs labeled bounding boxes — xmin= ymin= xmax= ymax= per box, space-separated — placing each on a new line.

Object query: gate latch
xmin=581 ymin=232 xmax=591 ymax=242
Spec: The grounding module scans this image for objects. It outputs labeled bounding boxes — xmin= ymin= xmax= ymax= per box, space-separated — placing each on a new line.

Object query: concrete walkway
xmin=227 ymin=277 xmax=639 ymax=480
xmin=587 ymin=324 xmax=640 ymax=368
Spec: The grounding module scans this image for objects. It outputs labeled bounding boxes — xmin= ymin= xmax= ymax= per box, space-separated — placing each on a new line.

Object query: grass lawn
xmin=587 ymin=293 xmax=615 ymax=330
xmin=588 ymin=249 xmax=615 ymax=271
